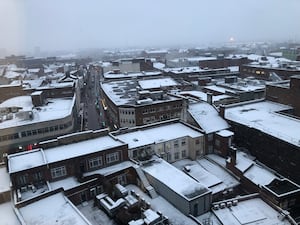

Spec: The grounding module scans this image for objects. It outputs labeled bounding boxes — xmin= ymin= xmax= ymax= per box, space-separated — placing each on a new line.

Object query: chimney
xmin=229 ymin=146 xmax=237 ymax=165
xmin=207 ymin=92 xmax=213 ymax=105
xmin=219 ymin=104 xmax=226 ymax=118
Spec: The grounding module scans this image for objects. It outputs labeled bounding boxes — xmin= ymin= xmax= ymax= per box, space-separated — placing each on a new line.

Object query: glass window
xmin=51 ymin=166 xmax=66 ymax=179
xmin=88 ymin=156 xmax=102 ymax=169
xmin=106 ymin=152 xmax=119 ymax=164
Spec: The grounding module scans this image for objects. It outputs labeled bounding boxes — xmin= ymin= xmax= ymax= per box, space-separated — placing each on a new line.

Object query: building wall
xmin=0 ymin=104 xmax=76 ymax=160
xmin=145 ymin=170 xmax=211 ymax=216
xmin=135 ymin=99 xmax=184 ymax=127
xmin=240 ymin=65 xmax=300 ymax=80
xmin=229 ymin=122 xmax=300 ymax=184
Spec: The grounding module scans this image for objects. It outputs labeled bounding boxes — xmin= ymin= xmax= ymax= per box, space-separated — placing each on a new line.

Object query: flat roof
xmin=50 ymin=176 xmax=80 ymax=191
xmin=84 ymin=161 xmax=134 ymax=177
xmin=44 ymin=135 xmax=124 ymax=163
xmin=0 ymin=96 xmax=75 ymax=129
xmin=143 ymin=159 xmax=210 ymax=200
xmin=18 ymin=192 xmax=91 ymax=225
xmin=8 ymin=135 xmax=125 ymax=172
xmin=188 ymin=102 xmax=229 ymax=133
xmin=8 ymin=149 xmax=46 ymax=174
xmin=0 ymin=167 xmax=11 ymax=192
xmin=104 ymin=71 xmax=162 ymax=79
xmin=138 ymin=77 xmax=178 ymax=90
xmin=213 ymin=197 xmax=291 ymax=225
xmin=101 ymin=79 xmax=180 ymax=106
xmin=179 ymin=90 xmax=233 ymax=102
xmin=114 ymin=122 xmax=203 ymax=149
xmin=225 ymin=100 xmax=300 ymax=147
xmin=0 ymin=202 xmax=21 ymax=225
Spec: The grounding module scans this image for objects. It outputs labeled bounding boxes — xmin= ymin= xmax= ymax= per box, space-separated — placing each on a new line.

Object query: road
xmin=82 ymin=66 xmax=107 ymax=131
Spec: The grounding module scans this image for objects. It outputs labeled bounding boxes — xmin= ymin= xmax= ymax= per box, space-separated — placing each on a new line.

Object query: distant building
xmin=266 ymin=75 xmax=300 ymax=117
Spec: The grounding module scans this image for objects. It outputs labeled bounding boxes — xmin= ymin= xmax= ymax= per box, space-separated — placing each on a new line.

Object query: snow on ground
xmin=126 ymin=184 xmax=198 ymax=225
xmin=77 ymin=200 xmax=117 ymax=225
xmin=0 ymin=202 xmax=21 ymax=225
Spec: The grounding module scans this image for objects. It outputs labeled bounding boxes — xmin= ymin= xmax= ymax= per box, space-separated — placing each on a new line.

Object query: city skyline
xmin=1 ymin=0 xmax=300 ymax=55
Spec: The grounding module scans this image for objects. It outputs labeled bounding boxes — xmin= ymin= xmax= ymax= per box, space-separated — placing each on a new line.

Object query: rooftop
xmin=212 ymin=197 xmax=293 ymax=225
xmin=0 ymin=202 xmax=21 ymax=225
xmin=143 ymin=159 xmax=210 ymax=200
xmin=138 ymin=77 xmax=178 ymax=90
xmin=188 ymin=102 xmax=230 ymax=133
xmin=18 ymin=192 xmax=91 ymax=225
xmin=113 ymin=122 xmax=203 ymax=149
xmin=8 ymin=149 xmax=46 ymax=173
xmin=0 ymin=166 xmax=11 ymax=193
xmin=101 ymin=79 xmax=181 ymax=106
xmin=8 ymin=135 xmax=125 ymax=172
xmin=224 ymin=100 xmax=300 ymax=147
xmin=0 ymin=95 xmax=75 ymax=129
xmin=103 ymin=71 xmax=162 ymax=79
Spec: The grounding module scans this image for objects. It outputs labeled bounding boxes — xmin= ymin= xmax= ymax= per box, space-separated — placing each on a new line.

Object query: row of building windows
xmin=120 ymin=118 xmax=135 ymax=124
xmin=242 ymin=68 xmax=266 ymax=75
xmin=120 ymin=110 xmax=135 ymax=115
xmin=50 ymin=152 xmax=120 ymax=179
xmin=142 ymin=104 xmax=182 ymax=115
xmin=0 ymin=121 xmax=73 ymax=142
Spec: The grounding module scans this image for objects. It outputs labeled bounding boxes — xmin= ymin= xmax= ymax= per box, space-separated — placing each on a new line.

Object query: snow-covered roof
xmin=0 ymin=202 xmax=20 ymax=225
xmin=18 ymin=192 xmax=91 ymax=225
xmin=173 ymin=158 xmax=239 ymax=194
xmin=153 ymin=62 xmax=165 ymax=70
xmin=213 ymin=197 xmax=291 ymax=225
xmin=0 ymin=167 xmax=11 ymax=193
xmin=143 ymin=159 xmax=210 ymax=200
xmin=138 ymin=77 xmax=178 ymax=90
xmin=114 ymin=122 xmax=203 ymax=149
xmin=44 ymin=135 xmax=124 ymax=163
xmin=179 ymin=90 xmax=233 ymax=102
xmin=104 ymin=71 xmax=161 ymax=79
xmin=244 ymin=164 xmax=277 ymax=186
xmin=225 ymin=100 xmax=300 ymax=147
xmin=0 ymin=96 xmax=75 ymax=129
xmin=50 ymin=176 xmax=80 ymax=191
xmin=8 ymin=149 xmax=46 ymax=174
xmin=101 ymin=79 xmax=180 ymax=106
xmin=216 ymin=130 xmax=234 ymax=137
xmin=235 ymin=151 xmax=255 ymax=173
xmin=84 ymin=161 xmax=134 ymax=177
xmin=188 ymin=102 xmax=230 ymax=133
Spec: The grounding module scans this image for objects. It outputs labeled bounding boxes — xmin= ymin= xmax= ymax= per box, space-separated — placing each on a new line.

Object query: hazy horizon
xmin=1 ymin=0 xmax=300 ymax=55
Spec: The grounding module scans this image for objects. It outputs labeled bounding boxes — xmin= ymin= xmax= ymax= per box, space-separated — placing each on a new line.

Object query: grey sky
xmin=1 ymin=0 xmax=300 ymax=54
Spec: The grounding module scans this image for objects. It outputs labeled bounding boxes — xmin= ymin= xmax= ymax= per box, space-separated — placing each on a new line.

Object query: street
xmin=82 ymin=66 xmax=107 ymax=131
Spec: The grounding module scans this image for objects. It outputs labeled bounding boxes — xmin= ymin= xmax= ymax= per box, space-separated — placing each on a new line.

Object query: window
xmin=118 ymin=174 xmax=127 ymax=185
xmin=88 ymin=156 xmax=102 ymax=169
xmin=182 ymin=150 xmax=186 ymax=158
xmin=174 ymin=140 xmax=179 ymax=148
xmin=207 ymin=134 xmax=213 ymax=141
xmin=51 ymin=166 xmax=66 ymax=179
xmin=106 ymin=152 xmax=119 ymax=164
xmin=181 ymin=139 xmax=186 ymax=146
xmin=174 ymin=152 xmax=179 ymax=160
xmin=215 ymin=139 xmax=220 ymax=147
xmin=195 ymin=139 xmax=200 ymax=145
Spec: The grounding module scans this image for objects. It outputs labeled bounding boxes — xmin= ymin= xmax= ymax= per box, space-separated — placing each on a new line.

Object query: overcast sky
xmin=1 ymin=0 xmax=300 ymax=54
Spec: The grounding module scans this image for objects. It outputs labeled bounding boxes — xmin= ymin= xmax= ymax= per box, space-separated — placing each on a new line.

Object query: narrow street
xmin=82 ymin=66 xmax=107 ymax=131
